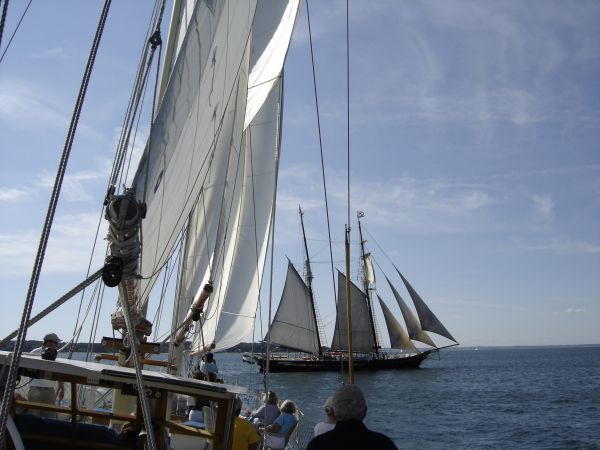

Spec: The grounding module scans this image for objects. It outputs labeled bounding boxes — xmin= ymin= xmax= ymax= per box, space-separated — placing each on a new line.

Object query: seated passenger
xmin=233 ymin=398 xmax=260 ymax=450
xmin=313 ymin=396 xmax=336 ymax=436
xmin=261 ymin=400 xmax=297 ymax=450
xmin=246 ymin=391 xmax=279 ymax=429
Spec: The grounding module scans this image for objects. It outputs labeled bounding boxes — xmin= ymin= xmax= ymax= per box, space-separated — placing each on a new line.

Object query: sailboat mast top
xmin=299 ymin=206 xmax=323 ymax=356
xmin=357 ymin=212 xmax=380 ymax=357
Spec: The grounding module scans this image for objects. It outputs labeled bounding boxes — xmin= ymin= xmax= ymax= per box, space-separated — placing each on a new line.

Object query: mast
xmin=299 ymin=206 xmax=323 ymax=356
xmin=356 ymin=211 xmax=380 ymax=357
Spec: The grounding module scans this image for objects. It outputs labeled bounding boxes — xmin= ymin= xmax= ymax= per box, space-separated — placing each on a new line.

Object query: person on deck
xmin=245 ymin=391 xmax=279 ymax=429
xmin=25 ymin=332 xmax=65 ymax=418
xmin=232 ymin=397 xmax=260 ymax=450
xmin=313 ymin=396 xmax=336 ymax=437
xmin=260 ymin=400 xmax=297 ymax=450
xmin=200 ymin=352 xmax=219 ymax=381
xmin=306 ymin=385 xmax=397 ymax=450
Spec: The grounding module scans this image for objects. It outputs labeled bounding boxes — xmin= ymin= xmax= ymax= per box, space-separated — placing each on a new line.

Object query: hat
xmin=43 ymin=332 xmax=60 ymax=343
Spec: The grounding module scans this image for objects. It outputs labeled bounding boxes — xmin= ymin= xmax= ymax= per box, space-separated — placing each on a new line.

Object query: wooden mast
xmin=299 ymin=206 xmax=323 ymax=356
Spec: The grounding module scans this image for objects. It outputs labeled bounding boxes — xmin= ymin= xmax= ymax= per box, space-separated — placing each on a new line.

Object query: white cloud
xmin=35 ymin=160 xmax=112 ymax=202
xmin=0 ymin=187 xmax=31 ymax=202
xmin=565 ymin=308 xmax=586 ymax=314
xmin=0 ymin=78 xmax=69 ymax=130
xmin=28 ymin=47 xmax=68 ymax=60
xmin=527 ymin=238 xmax=600 ymax=255
xmin=0 ymin=212 xmax=107 ymax=276
xmin=531 ymin=194 xmax=554 ymax=219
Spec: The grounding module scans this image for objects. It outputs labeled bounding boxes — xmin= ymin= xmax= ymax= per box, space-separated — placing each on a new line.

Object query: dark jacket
xmin=307 ymin=419 xmax=397 ymax=450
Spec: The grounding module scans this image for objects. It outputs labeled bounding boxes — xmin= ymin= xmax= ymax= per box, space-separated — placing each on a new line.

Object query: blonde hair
xmin=280 ymin=400 xmax=296 ymax=414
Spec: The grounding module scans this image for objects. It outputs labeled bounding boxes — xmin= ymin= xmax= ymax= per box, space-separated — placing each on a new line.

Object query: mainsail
xmin=265 ymin=261 xmax=321 ymax=354
xmin=331 ymin=271 xmax=378 ymax=353
xmin=132 ymin=1 xmax=257 ymax=306
xmin=154 ymin=0 xmax=302 ymax=354
xmin=395 ymin=267 xmax=457 ymax=343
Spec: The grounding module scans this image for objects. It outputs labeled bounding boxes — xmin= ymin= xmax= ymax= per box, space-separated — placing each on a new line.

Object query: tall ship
xmin=246 ymin=209 xmax=458 ymax=373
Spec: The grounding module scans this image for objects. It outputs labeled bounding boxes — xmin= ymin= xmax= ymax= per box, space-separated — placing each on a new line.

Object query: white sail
xmin=132 ymin=1 xmax=258 ymax=306
xmin=395 ymin=267 xmax=457 ymax=343
xmin=180 ymin=0 xmax=300 ymax=351
xmin=386 ymin=276 xmax=437 ymax=347
xmin=331 ymin=271 xmax=378 ymax=353
xmin=265 ymin=261 xmax=321 ymax=354
xmin=364 ymin=253 xmax=376 ymax=285
xmin=377 ymin=295 xmax=416 ymax=352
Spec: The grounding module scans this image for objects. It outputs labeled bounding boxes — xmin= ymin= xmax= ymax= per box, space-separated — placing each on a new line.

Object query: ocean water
xmin=215 ymin=346 xmax=600 ymax=449
xmin=74 ymin=346 xmax=599 ymax=449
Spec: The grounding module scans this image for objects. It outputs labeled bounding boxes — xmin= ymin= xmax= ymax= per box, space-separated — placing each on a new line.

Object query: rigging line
xmin=305 ymin=0 xmax=339 ymax=347
xmin=0 ymin=0 xmax=8 ymax=51
xmin=110 ymin=0 xmax=165 ymax=189
xmin=67 ymin=278 xmax=102 ymax=360
xmin=346 ymin=0 xmax=351 ymax=230
xmin=264 ymin=71 xmax=284 ymax=407
xmin=0 ymin=0 xmax=30 ymax=64
xmin=0 ymin=2 xmax=113 ymax=444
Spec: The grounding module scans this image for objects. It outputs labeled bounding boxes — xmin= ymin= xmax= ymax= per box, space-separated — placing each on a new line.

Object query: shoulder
xmin=368 ymin=430 xmax=397 ymax=449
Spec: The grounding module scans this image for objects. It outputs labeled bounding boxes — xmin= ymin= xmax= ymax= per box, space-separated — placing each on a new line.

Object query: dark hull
xmin=247 ymin=351 xmax=433 ymax=373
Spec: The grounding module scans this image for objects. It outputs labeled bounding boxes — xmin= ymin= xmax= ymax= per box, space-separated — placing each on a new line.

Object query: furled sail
xmin=331 ymin=271 xmax=377 ymax=353
xmin=133 ymin=1 xmax=258 ymax=306
xmin=364 ymin=253 xmax=376 ymax=285
xmin=386 ymin=276 xmax=437 ymax=347
xmin=395 ymin=267 xmax=457 ymax=343
xmin=265 ymin=261 xmax=321 ymax=354
xmin=377 ymin=295 xmax=417 ymax=352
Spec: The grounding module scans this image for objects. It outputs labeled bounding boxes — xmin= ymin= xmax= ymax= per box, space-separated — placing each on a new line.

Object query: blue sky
xmin=1 ymin=1 xmax=599 ymax=348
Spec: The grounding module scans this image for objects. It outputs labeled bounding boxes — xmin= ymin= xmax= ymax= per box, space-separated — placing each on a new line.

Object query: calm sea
xmin=76 ymin=346 xmax=600 ymax=449
xmin=216 ymin=346 xmax=600 ymax=449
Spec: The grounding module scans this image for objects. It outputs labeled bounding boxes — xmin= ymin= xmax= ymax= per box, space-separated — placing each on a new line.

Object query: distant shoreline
xmin=1 ymin=341 xmax=598 ymax=353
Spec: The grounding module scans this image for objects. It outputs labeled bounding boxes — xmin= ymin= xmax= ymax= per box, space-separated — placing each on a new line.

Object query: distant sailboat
xmin=246 ymin=209 xmax=458 ymax=373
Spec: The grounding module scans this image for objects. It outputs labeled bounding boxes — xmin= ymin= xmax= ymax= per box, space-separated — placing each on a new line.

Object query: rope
xmin=0 ymin=0 xmax=8 ymax=52
xmin=0 ymin=2 xmax=112 ymax=445
xmin=0 ymin=0 xmax=31 ymax=64
xmin=118 ymin=285 xmax=157 ymax=450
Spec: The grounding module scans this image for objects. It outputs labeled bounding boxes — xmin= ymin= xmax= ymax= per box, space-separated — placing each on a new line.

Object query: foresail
xmin=331 ymin=271 xmax=377 ymax=353
xmin=133 ymin=1 xmax=257 ymax=306
xmin=395 ymin=267 xmax=457 ymax=343
xmin=244 ymin=0 xmax=300 ymax=128
xmin=377 ymin=295 xmax=416 ymax=352
xmin=265 ymin=261 xmax=321 ymax=354
xmin=386 ymin=276 xmax=437 ymax=347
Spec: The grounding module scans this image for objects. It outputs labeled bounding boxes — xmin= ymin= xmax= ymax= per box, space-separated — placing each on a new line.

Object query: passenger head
xmin=43 ymin=332 xmax=60 ymax=348
xmin=263 ymin=391 xmax=278 ymax=405
xmin=205 ymin=352 xmax=214 ymax=363
xmin=280 ymin=400 xmax=296 ymax=414
xmin=234 ymin=397 xmax=243 ymax=415
xmin=330 ymin=385 xmax=367 ymax=422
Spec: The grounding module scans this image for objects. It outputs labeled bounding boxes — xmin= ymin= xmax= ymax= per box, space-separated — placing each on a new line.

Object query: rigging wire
xmin=0 ymin=0 xmax=31 ymax=64
xmin=0 ymin=0 xmax=8 ymax=52
xmin=305 ymin=0 xmax=341 ymax=368
xmin=0 ymin=1 xmax=113 ymax=445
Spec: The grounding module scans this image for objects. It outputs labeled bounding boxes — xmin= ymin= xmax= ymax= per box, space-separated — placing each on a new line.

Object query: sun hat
xmin=43 ymin=332 xmax=60 ymax=343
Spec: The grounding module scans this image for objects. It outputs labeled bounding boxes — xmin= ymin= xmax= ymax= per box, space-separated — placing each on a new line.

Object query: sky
xmin=0 ymin=1 xmax=599 ymax=348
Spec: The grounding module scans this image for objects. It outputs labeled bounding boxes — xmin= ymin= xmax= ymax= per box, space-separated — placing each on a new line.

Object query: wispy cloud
xmin=0 ymin=212 xmax=107 ymax=276
xmin=526 ymin=238 xmax=600 ymax=255
xmin=0 ymin=187 xmax=31 ymax=202
xmin=28 ymin=47 xmax=68 ymax=60
xmin=35 ymin=161 xmax=112 ymax=202
xmin=554 ymin=307 xmax=587 ymax=315
xmin=530 ymin=194 xmax=554 ymax=219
